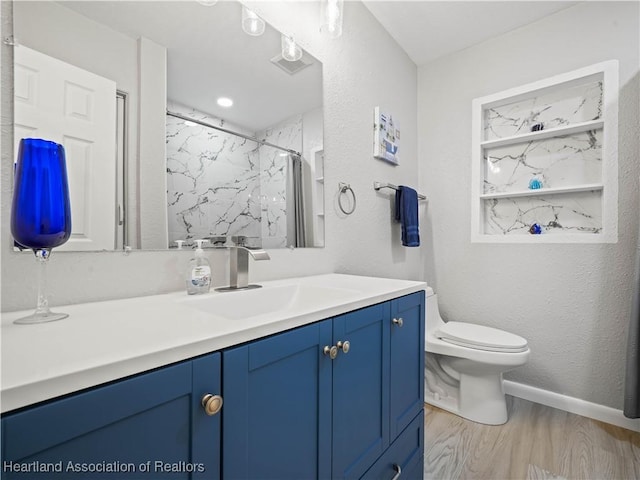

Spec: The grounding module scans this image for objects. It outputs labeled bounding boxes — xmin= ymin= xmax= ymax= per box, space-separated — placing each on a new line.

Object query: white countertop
xmin=1 ymin=274 xmax=425 ymax=413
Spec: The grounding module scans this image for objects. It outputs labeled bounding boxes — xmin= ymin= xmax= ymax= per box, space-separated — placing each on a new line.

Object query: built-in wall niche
xmin=471 ymin=61 xmax=619 ymax=243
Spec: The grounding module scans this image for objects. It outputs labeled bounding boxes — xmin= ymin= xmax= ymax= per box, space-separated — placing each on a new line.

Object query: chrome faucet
xmin=216 ymin=246 xmax=270 ymax=292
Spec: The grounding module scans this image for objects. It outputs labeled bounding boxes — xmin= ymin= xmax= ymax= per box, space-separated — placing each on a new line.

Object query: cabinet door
xmin=332 ymin=302 xmax=391 ymax=480
xmin=390 ymin=291 xmax=425 ymax=440
xmin=222 ymin=320 xmax=333 ymax=480
xmin=1 ymin=353 xmax=221 ymax=479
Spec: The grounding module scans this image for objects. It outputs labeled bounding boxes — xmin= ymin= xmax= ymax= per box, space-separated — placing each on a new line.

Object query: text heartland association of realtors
xmin=2 ymin=460 xmax=206 ymax=474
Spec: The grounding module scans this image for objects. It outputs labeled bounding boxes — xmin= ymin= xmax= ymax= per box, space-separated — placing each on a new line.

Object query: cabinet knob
xmin=336 ymin=340 xmax=350 ymax=354
xmin=392 ymin=317 xmax=404 ymax=327
xmin=323 ymin=345 xmax=338 ymax=359
xmin=391 ymin=464 xmax=402 ymax=480
xmin=201 ymin=394 xmax=223 ymax=416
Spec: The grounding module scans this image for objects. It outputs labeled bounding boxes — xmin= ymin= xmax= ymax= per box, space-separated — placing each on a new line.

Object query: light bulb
xmin=321 ymin=0 xmax=343 ymax=38
xmin=281 ymin=35 xmax=302 ymax=62
xmin=242 ymin=6 xmax=265 ymax=36
xmin=217 ymin=97 xmax=233 ymax=108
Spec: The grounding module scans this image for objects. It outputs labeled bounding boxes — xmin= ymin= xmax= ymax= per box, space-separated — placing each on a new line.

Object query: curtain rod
xmin=166 ymin=110 xmax=302 ymax=157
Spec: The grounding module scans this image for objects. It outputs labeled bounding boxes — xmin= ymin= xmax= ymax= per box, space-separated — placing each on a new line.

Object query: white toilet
xmin=424 ymin=287 xmax=530 ymax=425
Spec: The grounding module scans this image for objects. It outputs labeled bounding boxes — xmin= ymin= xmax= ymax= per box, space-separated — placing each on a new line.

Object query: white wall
xmin=418 ymin=1 xmax=640 ymax=409
xmin=1 ymin=1 xmax=420 ymax=312
xmin=138 ymin=37 xmax=169 ymax=250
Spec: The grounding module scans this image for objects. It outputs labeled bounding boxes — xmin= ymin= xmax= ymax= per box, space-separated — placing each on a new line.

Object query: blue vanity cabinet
xmin=223 ymin=291 xmax=425 ymax=480
xmin=2 ymin=290 xmax=425 ymax=480
xmin=1 ymin=353 xmax=222 ymax=480
xmin=222 ymin=303 xmax=390 ymax=480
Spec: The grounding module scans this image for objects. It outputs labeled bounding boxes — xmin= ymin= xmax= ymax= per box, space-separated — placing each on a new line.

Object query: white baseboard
xmin=504 ymin=380 xmax=640 ymax=433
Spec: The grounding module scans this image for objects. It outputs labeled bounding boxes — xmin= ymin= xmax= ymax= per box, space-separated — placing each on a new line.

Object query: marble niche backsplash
xmin=484 ymin=191 xmax=603 ymax=235
xmin=481 ymin=80 xmax=605 ymax=236
xmin=166 ymin=101 xmax=302 ymax=248
xmin=484 ymin=130 xmax=603 ymax=194
xmin=483 ymin=80 xmax=603 ymax=140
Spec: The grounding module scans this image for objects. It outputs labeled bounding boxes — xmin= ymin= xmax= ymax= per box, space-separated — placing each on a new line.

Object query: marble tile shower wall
xmin=481 ymin=81 xmax=604 ymax=235
xmin=257 ymin=116 xmax=303 ymax=249
xmin=166 ymin=101 xmax=302 ymax=247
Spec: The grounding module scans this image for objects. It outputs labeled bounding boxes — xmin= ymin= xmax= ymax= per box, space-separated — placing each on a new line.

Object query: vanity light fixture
xmin=217 ymin=97 xmax=234 ymax=108
xmin=320 ymin=0 xmax=344 ymax=38
xmin=281 ymin=35 xmax=302 ymax=62
xmin=242 ymin=6 xmax=265 ymax=36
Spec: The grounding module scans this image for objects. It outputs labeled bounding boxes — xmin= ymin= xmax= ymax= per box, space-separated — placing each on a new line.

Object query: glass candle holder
xmin=11 ymin=138 xmax=72 ymax=324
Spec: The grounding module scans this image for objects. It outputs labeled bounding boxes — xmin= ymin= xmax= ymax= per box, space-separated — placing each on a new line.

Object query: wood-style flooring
xmin=424 ymin=396 xmax=640 ymax=480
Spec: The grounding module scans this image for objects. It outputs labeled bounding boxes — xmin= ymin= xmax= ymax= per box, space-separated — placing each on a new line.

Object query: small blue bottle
xmin=528 ymin=177 xmax=543 ymax=190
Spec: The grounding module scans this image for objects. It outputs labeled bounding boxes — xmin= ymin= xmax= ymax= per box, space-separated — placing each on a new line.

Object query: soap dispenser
xmin=186 ymin=239 xmax=211 ymax=295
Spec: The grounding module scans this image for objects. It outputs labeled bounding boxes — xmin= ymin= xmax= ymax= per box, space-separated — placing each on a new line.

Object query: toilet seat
xmin=435 ymin=321 xmax=528 ymax=353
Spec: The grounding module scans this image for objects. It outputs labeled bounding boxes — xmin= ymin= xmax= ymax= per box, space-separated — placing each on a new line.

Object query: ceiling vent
xmin=270 ymin=53 xmax=313 ymax=75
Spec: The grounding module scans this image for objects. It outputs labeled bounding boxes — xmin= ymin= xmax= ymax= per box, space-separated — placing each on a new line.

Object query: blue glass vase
xmin=11 ymin=138 xmax=72 ymax=324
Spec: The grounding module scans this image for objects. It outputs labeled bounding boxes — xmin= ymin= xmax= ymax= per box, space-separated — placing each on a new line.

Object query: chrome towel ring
xmin=338 ymin=183 xmax=356 ymax=215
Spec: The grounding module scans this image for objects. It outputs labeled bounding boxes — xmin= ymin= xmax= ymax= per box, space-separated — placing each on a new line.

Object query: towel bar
xmin=373 ymin=182 xmax=427 ymax=200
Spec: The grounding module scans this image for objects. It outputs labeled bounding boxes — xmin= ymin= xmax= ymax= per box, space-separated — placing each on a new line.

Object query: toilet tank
xmin=425 ymin=287 xmax=445 ymax=335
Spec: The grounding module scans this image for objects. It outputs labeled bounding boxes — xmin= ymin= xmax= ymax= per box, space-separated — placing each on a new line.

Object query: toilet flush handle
xmin=392 ymin=317 xmax=404 ymax=327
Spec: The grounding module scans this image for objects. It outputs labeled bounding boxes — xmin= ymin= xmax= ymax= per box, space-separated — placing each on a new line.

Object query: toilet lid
xmin=435 ymin=322 xmax=528 ymax=353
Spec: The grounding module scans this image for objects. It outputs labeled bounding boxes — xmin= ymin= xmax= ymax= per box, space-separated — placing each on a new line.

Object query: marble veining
xmin=166 ymin=101 xmax=302 ymax=247
xmin=258 ymin=118 xmax=302 ymax=248
xmin=484 ymin=191 xmax=602 ymax=235
xmin=484 ymin=130 xmax=602 ymax=193
xmin=484 ymin=81 xmax=602 ymax=140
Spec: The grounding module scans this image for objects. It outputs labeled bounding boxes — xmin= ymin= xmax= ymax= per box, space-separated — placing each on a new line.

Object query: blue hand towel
xmin=395 ymin=186 xmax=420 ymax=247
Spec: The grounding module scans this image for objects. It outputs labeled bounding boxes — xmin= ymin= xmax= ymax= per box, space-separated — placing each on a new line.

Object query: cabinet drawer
xmin=360 ymin=410 xmax=424 ymax=480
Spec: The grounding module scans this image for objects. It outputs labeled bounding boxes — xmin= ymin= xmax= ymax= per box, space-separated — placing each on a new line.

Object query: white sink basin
xmin=181 ymin=283 xmax=359 ymax=320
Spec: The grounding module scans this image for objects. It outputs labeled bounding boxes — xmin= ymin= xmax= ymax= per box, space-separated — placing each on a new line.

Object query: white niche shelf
xmin=471 ymin=60 xmax=619 ymax=243
xmin=311 ymin=147 xmax=325 ymax=247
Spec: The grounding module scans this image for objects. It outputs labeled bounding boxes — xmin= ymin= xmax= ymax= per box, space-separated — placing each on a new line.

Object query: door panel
xmin=390 ymin=291 xmax=426 ymax=439
xmin=332 ymin=302 xmax=391 ymax=480
xmin=223 ymin=321 xmax=333 ymax=480
xmin=1 ymin=354 xmax=221 ymax=479
xmin=14 ymin=45 xmax=117 ymax=251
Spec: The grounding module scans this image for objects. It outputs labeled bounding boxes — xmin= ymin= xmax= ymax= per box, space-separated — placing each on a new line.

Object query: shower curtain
xmin=286 ymin=154 xmax=307 ymax=248
xmin=624 ymin=210 xmax=640 ymax=418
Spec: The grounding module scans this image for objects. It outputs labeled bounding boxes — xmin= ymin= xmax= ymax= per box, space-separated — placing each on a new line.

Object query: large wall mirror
xmin=12 ymin=1 xmax=324 ymax=252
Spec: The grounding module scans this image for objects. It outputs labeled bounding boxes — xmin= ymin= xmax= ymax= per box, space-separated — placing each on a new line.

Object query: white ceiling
xmin=48 ymin=1 xmax=579 ymax=131
xmin=362 ymin=1 xmax=579 ymax=66
xmin=58 ymin=1 xmax=323 ymax=132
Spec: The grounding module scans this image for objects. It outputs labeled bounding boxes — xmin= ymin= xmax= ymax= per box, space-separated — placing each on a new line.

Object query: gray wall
xmin=418 ymin=1 xmax=640 ymax=409
xmin=1 ymin=1 xmax=421 ymax=312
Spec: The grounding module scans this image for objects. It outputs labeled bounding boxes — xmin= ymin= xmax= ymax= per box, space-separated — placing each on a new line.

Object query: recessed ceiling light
xmin=217 ymin=97 xmax=233 ymax=108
